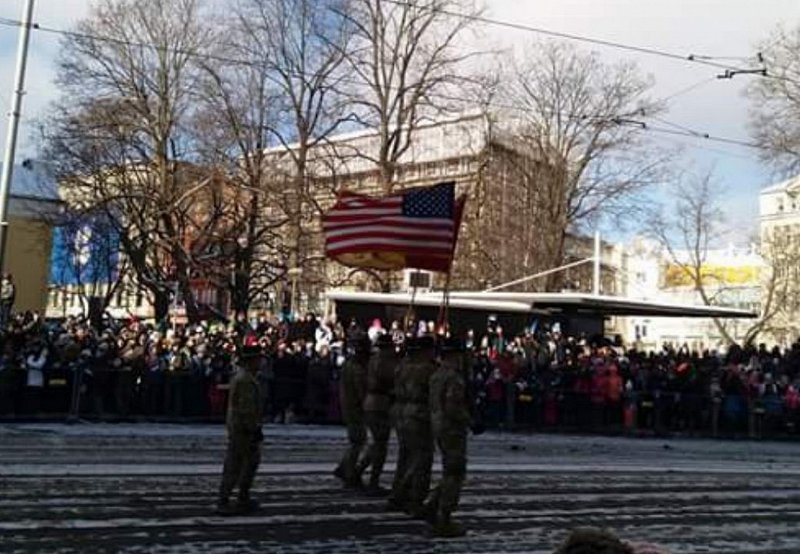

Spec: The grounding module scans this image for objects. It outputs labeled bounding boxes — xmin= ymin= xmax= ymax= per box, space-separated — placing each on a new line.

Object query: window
xmin=135 ymin=292 xmax=143 ymax=308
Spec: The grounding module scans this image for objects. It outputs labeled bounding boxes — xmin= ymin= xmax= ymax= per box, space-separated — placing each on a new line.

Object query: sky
xmin=0 ymin=0 xmax=798 ymax=243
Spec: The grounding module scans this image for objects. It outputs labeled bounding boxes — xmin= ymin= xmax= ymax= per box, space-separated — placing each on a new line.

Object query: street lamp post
xmin=287 ymin=266 xmax=303 ymax=318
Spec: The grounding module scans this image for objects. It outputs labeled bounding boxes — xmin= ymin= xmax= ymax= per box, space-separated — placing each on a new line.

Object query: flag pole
xmin=437 ymin=269 xmax=452 ymax=336
xmin=404 ymin=274 xmax=419 ymax=335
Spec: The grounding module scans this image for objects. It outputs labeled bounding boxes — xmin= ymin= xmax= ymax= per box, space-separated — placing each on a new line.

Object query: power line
xmin=382 ymin=0 xmax=756 ymax=73
xmin=0 ymin=15 xmax=767 ymax=153
xmin=659 ymin=77 xmax=717 ymax=105
xmin=650 ymin=117 xmax=759 ymax=149
xmin=648 ymin=134 xmax=758 ymax=162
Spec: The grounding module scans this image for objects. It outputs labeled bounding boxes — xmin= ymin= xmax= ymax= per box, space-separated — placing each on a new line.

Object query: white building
xmin=619 ymin=238 xmax=764 ymax=352
xmin=759 ymin=175 xmax=800 ymax=344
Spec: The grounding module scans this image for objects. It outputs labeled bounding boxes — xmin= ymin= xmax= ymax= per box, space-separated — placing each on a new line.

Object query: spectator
xmin=0 ymin=273 xmax=15 ymax=326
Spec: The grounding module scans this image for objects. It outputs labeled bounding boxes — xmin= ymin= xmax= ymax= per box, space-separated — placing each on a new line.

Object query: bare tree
xmin=193 ymin=0 xmax=353 ymax=315
xmin=756 ymin=227 xmax=800 ymax=344
xmin=647 ymin=172 xmax=790 ymax=347
xmin=649 ymin=172 xmax=738 ymax=344
xmin=747 ymin=24 xmax=800 ymax=174
xmin=233 ymin=0 xmax=353 ymax=311
xmin=41 ymin=0 xmax=217 ymax=323
xmin=339 ymin=0 xmax=482 ymax=193
xmin=497 ymin=41 xmax=666 ymax=291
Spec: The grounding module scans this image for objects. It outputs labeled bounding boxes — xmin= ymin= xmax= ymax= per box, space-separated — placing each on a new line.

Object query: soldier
xmin=333 ymin=333 xmax=370 ymax=488
xmin=216 ymin=335 xmax=264 ymax=515
xmin=390 ymin=335 xmax=436 ymax=516
xmin=424 ymin=337 xmax=470 ymax=537
xmin=388 ymin=337 xmax=412 ymax=511
xmin=356 ymin=334 xmax=397 ymax=495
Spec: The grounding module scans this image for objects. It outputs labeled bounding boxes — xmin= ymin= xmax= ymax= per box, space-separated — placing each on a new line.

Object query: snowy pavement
xmin=2 ymin=424 xmax=800 ymax=553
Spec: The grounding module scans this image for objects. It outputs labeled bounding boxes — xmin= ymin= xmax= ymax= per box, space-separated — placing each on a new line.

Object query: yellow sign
xmin=664 ymin=264 xmax=760 ymax=287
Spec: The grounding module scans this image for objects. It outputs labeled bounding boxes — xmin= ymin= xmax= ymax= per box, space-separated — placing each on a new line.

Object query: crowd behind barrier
xmin=1 ymin=310 xmax=800 ymax=439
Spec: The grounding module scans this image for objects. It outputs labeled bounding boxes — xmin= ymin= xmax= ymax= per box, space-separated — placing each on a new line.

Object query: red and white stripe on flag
xmin=322 ymin=182 xmax=464 ymax=273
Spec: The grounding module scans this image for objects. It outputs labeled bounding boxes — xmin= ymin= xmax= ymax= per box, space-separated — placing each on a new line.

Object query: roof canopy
xmin=326 ymin=290 xmax=758 ymax=319
xmin=326 ymin=290 xmax=546 ymax=315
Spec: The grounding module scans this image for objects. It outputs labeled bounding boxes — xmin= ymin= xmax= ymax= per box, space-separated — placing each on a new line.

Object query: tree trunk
xmin=153 ymin=290 xmax=170 ymax=323
xmin=179 ymin=277 xmax=202 ymax=325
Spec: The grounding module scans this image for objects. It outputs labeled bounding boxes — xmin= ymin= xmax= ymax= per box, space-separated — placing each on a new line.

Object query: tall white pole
xmin=0 ymin=0 xmax=36 ymax=272
xmin=593 ymin=231 xmax=601 ymax=296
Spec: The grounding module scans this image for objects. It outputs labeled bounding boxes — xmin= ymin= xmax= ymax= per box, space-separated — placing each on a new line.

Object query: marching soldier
xmin=425 ymin=337 xmax=470 ymax=537
xmin=390 ymin=335 xmax=436 ymax=516
xmin=356 ymin=334 xmax=397 ymax=495
xmin=388 ymin=337 xmax=412 ymax=511
xmin=216 ymin=335 xmax=264 ymax=515
xmin=334 ymin=333 xmax=370 ymax=488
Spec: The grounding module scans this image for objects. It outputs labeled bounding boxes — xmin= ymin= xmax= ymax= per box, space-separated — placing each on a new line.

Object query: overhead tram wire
xmin=658 ymin=77 xmax=718 ymax=105
xmin=647 ymin=134 xmax=759 ymax=162
xmin=381 ymin=0 xmax=754 ymax=73
xmin=0 ymin=16 xmax=768 ymax=154
xmin=0 ymin=4 xmax=761 ymax=76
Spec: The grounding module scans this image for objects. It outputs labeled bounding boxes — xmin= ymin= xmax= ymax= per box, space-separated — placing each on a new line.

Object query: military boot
xmin=333 ymin=464 xmax=348 ymax=485
xmin=405 ymin=501 xmax=428 ymax=519
xmin=344 ymin=474 xmax=365 ymax=490
xmin=432 ymin=515 xmax=466 ymax=538
xmin=386 ymin=495 xmax=406 ymax=512
xmin=364 ymin=473 xmax=389 ymax=496
xmin=365 ymin=483 xmax=389 ymax=497
xmin=214 ymin=499 xmax=236 ymax=516
xmin=235 ymin=496 xmax=260 ymax=514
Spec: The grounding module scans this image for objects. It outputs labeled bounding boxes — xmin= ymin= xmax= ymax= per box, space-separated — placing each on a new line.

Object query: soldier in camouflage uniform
xmin=424 ymin=337 xmax=470 ymax=537
xmin=390 ymin=335 xmax=436 ymax=516
xmin=216 ymin=335 xmax=264 ymax=515
xmin=356 ymin=334 xmax=397 ymax=495
xmin=334 ymin=334 xmax=370 ymax=488
xmin=388 ymin=338 xmax=412 ymax=511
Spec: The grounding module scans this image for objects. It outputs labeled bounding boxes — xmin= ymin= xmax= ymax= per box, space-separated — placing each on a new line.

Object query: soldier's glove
xmin=469 ymin=421 xmax=486 ymax=436
xmin=254 ymin=427 xmax=264 ymax=443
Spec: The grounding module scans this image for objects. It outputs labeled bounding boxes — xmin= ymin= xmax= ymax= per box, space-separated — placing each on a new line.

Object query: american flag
xmin=322 ymin=182 xmax=465 ymax=273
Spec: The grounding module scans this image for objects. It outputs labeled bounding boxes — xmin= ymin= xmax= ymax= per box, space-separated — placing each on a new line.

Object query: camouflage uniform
xmin=218 ymin=363 xmax=263 ymax=512
xmin=388 ymin=350 xmax=412 ymax=509
xmin=334 ymin=347 xmax=369 ymax=487
xmin=392 ymin=338 xmax=435 ymax=515
xmin=425 ymin=344 xmax=470 ymax=537
xmin=356 ymin=337 xmax=397 ymax=492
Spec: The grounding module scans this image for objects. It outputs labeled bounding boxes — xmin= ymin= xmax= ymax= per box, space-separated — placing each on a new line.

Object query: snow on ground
xmin=3 ymin=423 xmax=800 ymax=553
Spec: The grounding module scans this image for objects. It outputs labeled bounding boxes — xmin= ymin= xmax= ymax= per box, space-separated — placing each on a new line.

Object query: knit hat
xmin=239 ymin=334 xmax=262 ymax=360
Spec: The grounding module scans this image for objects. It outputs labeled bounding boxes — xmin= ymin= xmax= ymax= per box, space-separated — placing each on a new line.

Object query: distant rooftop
xmin=0 ymin=159 xmax=59 ymax=201
xmin=761 ymin=175 xmax=800 ymax=195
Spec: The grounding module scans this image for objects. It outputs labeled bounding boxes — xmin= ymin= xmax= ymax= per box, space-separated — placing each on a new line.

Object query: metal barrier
xmin=2 ymin=368 xmax=800 ymax=439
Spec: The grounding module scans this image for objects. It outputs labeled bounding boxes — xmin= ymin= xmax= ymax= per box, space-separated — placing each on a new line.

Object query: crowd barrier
xmin=1 ymin=367 xmax=797 ymax=439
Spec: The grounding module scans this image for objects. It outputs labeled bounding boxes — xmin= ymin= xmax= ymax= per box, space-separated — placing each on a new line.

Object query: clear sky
xmin=1 ymin=0 xmax=798 ymax=241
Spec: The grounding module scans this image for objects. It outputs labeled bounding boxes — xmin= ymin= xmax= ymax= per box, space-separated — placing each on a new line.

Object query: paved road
xmin=2 ymin=424 xmax=800 ymax=553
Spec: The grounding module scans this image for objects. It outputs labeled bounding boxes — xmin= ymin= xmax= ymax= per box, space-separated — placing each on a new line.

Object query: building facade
xmin=1 ymin=161 xmax=60 ymax=315
xmin=620 ymin=239 xmax=764 ymax=352
xmin=264 ymin=112 xmax=626 ymax=315
xmin=759 ymin=175 xmax=800 ymax=344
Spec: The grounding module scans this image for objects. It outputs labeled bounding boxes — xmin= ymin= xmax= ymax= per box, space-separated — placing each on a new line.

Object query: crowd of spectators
xmin=2 ymin=309 xmax=800 ymax=438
